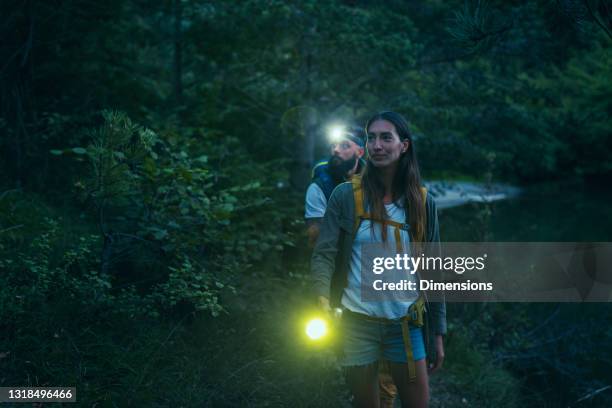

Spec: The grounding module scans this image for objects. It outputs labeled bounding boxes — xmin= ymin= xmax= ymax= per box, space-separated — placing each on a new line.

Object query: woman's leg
xmin=388 ymin=360 xmax=429 ymax=408
xmin=345 ymin=361 xmax=380 ymax=408
xmin=378 ymin=360 xmax=398 ymax=408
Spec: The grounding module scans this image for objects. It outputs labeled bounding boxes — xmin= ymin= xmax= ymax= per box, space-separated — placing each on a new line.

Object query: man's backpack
xmin=311 ymin=157 xmax=367 ymax=201
xmin=311 ymin=159 xmax=336 ymax=201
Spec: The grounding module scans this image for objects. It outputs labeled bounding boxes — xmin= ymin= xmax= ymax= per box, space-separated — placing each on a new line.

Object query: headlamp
xmin=326 ymin=123 xmax=364 ymax=147
xmin=327 ymin=124 xmax=346 ymax=144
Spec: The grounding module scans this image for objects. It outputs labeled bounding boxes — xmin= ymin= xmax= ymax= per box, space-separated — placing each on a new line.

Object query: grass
xmin=1 ymin=259 xmax=533 ymax=407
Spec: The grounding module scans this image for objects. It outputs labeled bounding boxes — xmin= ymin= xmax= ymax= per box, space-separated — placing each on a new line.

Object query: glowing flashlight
xmin=305 ymin=318 xmax=328 ymax=340
xmin=304 ymin=309 xmax=342 ymax=342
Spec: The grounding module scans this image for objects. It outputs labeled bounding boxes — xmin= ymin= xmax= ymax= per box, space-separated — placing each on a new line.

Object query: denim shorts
xmin=339 ymin=312 xmax=426 ymax=367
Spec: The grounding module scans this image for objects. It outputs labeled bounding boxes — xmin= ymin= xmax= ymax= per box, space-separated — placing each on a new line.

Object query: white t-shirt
xmin=304 ymin=183 xmax=327 ymax=219
xmin=341 ymin=202 xmax=418 ymax=319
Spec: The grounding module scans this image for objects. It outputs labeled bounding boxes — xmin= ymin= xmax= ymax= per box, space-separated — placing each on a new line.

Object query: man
xmin=304 ymin=125 xmax=399 ymax=408
xmin=305 ymin=126 xmax=365 ymax=247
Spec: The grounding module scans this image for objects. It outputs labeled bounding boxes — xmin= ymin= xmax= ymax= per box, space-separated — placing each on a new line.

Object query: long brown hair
xmin=362 ymin=111 xmax=426 ymax=243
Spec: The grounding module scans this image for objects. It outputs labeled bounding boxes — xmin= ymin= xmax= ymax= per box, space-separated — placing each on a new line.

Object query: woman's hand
xmin=318 ymin=296 xmax=331 ymax=314
xmin=428 ymin=334 xmax=445 ymax=374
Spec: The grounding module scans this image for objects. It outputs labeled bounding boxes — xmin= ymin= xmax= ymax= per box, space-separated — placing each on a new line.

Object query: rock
xmin=423 ymin=180 xmax=520 ymax=210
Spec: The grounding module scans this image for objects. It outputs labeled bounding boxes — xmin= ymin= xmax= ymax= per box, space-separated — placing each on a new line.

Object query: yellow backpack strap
xmin=400 ymin=318 xmax=416 ymax=380
xmin=352 ymin=181 xmax=427 ymax=249
xmin=351 ymin=175 xmax=364 ymax=233
xmin=420 ymin=187 xmax=427 ymax=198
xmin=394 ymin=224 xmax=403 ymax=253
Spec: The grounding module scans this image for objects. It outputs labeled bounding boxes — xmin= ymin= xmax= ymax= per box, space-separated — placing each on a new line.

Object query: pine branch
xmin=583 ymin=0 xmax=612 ymax=39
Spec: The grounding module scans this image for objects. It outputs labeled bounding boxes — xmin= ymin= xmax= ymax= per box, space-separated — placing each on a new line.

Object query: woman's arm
xmin=425 ymin=193 xmax=447 ymax=373
xmin=426 ymin=193 xmax=447 ymax=336
xmin=310 ymin=183 xmax=349 ymax=303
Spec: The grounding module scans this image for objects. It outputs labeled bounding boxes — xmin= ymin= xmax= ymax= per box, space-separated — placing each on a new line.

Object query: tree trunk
xmin=173 ymin=0 xmax=183 ymax=105
xmin=290 ymin=21 xmax=317 ymax=191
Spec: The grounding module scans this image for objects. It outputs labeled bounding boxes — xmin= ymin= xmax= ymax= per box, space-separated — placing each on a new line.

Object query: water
xmin=437 ymin=182 xmax=612 ymax=406
xmin=439 ymin=182 xmax=612 ymax=242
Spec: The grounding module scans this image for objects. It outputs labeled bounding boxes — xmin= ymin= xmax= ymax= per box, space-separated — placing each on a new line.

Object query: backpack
xmin=310 ymin=159 xmax=336 ymax=201
xmin=349 ymin=173 xmax=428 ymax=382
xmin=311 ymin=158 xmax=366 ymax=201
xmin=350 ymin=174 xmax=428 ymax=249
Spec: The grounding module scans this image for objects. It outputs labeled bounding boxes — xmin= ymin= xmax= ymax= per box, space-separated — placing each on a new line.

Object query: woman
xmin=311 ymin=111 xmax=446 ymax=408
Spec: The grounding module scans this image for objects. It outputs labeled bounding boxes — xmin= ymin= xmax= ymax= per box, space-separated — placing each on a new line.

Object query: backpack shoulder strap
xmin=351 ymin=178 xmax=428 ymax=241
xmin=351 ymin=174 xmax=364 ymax=233
xmin=419 ymin=187 xmax=427 ymax=242
xmin=311 ymin=160 xmax=328 ymax=179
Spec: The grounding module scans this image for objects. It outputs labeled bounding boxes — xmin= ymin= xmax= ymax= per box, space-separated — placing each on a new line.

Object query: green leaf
xmin=143 ymin=158 xmax=157 ymax=176
xmin=72 ymin=147 xmax=87 ymax=155
xmin=152 ymin=229 xmax=168 ymax=240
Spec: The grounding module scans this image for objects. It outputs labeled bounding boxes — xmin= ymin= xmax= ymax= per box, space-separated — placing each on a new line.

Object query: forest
xmin=1 ymin=0 xmax=611 ymax=406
